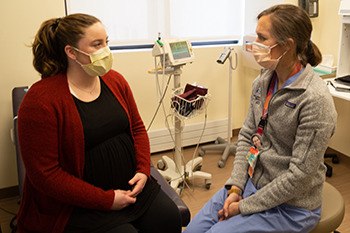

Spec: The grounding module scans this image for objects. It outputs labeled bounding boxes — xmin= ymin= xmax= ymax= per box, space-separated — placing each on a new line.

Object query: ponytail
xmin=32 ymin=14 xmax=100 ymax=79
xmin=304 ymin=41 xmax=322 ymax=67
xmin=32 ymin=18 xmax=66 ymax=79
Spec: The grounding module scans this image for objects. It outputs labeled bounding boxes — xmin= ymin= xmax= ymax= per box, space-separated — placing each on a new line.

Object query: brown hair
xmin=258 ymin=4 xmax=322 ymax=67
xmin=32 ymin=14 xmax=101 ymax=79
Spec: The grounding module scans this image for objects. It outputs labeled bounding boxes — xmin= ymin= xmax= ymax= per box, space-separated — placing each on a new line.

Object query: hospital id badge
xmin=247 ymin=146 xmax=259 ymax=178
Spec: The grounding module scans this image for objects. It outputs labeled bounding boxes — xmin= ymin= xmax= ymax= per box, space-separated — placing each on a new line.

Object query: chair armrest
xmin=150 ymin=164 xmax=191 ymax=226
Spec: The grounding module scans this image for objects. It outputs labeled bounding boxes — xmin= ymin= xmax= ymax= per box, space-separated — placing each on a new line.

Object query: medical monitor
xmin=163 ymin=38 xmax=195 ymax=66
xmin=170 ymin=41 xmax=190 ymax=59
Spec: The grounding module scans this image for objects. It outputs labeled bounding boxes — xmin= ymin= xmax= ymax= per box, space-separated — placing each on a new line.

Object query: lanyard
xmin=256 ymin=62 xmax=302 ymax=136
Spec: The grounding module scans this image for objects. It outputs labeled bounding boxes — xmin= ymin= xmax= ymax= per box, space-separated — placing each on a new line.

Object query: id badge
xmin=247 ymin=146 xmax=259 ymax=178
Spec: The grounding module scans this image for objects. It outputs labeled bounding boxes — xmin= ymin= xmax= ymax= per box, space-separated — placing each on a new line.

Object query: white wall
xmin=0 ymin=0 xmax=343 ymax=190
xmin=0 ymin=0 xmax=66 ymax=189
xmin=0 ymin=0 xmax=253 ymax=190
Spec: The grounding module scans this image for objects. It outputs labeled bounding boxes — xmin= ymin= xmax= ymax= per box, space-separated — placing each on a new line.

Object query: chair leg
xmin=324 ymin=153 xmax=339 ymax=164
xmin=324 ymin=153 xmax=338 ymax=178
xmin=325 ymin=163 xmax=333 ymax=177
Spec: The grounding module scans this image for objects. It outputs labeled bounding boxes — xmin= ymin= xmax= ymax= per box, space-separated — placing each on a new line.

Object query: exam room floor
xmin=150 ymin=142 xmax=350 ymax=233
xmin=0 ymin=141 xmax=350 ymax=233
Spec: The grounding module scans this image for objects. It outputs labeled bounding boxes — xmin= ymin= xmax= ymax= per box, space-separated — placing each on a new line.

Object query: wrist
xmin=227 ymin=187 xmax=243 ymax=197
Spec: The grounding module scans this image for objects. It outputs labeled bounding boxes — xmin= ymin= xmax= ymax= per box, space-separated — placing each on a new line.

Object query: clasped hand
xmin=218 ymin=192 xmax=242 ymax=222
xmin=111 ymin=173 xmax=148 ymax=211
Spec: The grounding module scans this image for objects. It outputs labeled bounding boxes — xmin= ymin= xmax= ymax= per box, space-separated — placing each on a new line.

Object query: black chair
xmin=150 ymin=163 xmax=191 ymax=225
xmin=325 ymin=153 xmax=339 ymax=178
xmin=11 ymin=86 xmax=28 ymax=203
xmin=11 ymin=86 xmax=190 ymax=227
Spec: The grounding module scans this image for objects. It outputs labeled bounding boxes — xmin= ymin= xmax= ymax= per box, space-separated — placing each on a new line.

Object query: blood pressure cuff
xmin=184 ymin=83 xmax=208 ymax=99
xmin=171 ymin=84 xmax=208 ymax=116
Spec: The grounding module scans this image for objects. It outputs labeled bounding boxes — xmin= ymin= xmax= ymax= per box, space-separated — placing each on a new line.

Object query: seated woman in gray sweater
xmin=183 ymin=4 xmax=337 ymax=233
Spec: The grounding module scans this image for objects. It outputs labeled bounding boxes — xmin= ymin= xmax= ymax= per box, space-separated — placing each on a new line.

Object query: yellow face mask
xmin=73 ymin=46 xmax=113 ymax=76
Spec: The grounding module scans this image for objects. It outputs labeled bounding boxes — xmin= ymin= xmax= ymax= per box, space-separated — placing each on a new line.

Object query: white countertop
xmin=324 ymin=78 xmax=350 ymax=101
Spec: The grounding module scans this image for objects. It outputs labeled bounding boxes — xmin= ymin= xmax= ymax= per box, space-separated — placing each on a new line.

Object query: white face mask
xmin=73 ymin=46 xmax=113 ymax=76
xmin=252 ymin=42 xmax=286 ymax=70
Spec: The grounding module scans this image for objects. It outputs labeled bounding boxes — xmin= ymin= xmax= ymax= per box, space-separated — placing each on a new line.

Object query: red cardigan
xmin=17 ymin=70 xmax=151 ymax=233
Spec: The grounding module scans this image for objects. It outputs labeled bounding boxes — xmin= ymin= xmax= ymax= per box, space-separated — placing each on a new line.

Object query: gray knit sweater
xmin=225 ymin=64 xmax=337 ymax=216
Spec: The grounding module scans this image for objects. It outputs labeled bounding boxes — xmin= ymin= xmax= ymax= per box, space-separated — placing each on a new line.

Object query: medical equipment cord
xmin=146 ymin=60 xmax=190 ymax=184
xmin=146 ymin=64 xmax=190 ymax=189
xmin=163 ymin=105 xmax=208 ymax=194
xmin=146 ymin=73 xmax=172 ymax=132
xmin=229 ymin=48 xmax=238 ymax=70
xmin=147 ymin=66 xmax=209 ymax=194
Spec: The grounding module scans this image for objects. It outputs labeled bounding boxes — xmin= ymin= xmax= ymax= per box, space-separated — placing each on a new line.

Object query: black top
xmin=64 ymin=79 xmax=160 ymax=232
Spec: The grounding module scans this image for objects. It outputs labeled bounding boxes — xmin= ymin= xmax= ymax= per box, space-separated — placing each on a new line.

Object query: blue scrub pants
xmin=183 ymin=179 xmax=321 ymax=233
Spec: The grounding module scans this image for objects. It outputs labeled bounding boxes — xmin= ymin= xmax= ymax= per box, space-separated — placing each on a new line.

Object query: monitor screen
xmin=170 ymin=41 xmax=191 ymax=60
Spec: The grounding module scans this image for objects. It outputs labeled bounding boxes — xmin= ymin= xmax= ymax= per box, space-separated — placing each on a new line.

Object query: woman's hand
xmin=128 ymin=173 xmax=148 ymax=198
xmin=218 ymin=201 xmax=241 ymax=221
xmin=218 ymin=189 xmax=242 ymax=221
xmin=111 ymin=190 xmax=136 ymax=211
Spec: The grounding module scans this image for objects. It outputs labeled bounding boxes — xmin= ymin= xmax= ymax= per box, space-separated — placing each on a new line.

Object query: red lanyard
xmin=262 ymin=74 xmax=276 ymax=117
xmin=256 ymin=62 xmax=302 ymax=136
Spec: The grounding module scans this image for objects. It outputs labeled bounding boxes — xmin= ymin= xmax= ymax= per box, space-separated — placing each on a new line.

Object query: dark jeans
xmin=105 ymin=189 xmax=182 ymax=233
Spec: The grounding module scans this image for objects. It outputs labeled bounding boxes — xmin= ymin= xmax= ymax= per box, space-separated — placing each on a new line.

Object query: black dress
xmin=64 ymin=79 xmax=160 ymax=232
